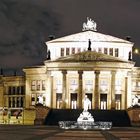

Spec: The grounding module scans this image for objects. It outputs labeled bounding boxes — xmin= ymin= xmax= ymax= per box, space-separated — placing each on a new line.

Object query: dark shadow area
xmin=44 ymin=109 xmax=131 ymax=127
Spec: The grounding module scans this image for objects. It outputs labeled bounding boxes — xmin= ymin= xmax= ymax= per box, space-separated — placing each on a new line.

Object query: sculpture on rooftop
xmin=88 ymin=39 xmax=92 ymax=51
xmin=82 ymin=17 xmax=97 ymax=31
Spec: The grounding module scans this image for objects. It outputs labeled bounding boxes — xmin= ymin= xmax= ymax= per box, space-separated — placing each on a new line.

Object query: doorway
xmin=71 ymin=93 xmax=77 ymax=109
xmin=56 ymin=93 xmax=62 ymax=109
xmin=115 ymin=94 xmax=121 ymax=110
xmin=100 ymin=94 xmax=107 ymax=110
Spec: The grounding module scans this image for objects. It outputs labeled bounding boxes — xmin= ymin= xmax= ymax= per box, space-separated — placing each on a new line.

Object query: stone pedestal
xmin=127 ymin=107 xmax=140 ymax=126
xmin=23 ymin=108 xmax=36 ymax=125
xmin=34 ymin=105 xmax=50 ymax=125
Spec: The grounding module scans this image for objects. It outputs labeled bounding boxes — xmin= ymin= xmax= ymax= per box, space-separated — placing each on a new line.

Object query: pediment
xmin=47 ymin=31 xmax=132 ymax=44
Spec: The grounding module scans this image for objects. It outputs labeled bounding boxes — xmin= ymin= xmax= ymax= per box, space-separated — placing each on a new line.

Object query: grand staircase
xmin=45 ymin=109 xmax=131 ymax=127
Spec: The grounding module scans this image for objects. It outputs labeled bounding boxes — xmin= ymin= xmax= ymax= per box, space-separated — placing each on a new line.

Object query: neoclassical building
xmin=0 ymin=18 xmax=140 ymax=124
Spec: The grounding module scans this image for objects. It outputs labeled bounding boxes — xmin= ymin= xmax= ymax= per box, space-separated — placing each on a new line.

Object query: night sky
xmin=0 ymin=0 xmax=140 ymax=75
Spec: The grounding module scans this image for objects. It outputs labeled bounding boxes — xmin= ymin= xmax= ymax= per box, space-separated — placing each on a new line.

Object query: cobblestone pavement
xmin=0 ymin=125 xmax=140 ymax=140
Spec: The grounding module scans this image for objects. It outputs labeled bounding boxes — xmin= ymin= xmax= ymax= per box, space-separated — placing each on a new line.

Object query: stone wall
xmin=127 ymin=107 xmax=140 ymax=126
xmin=34 ymin=105 xmax=50 ymax=125
xmin=23 ymin=108 xmax=36 ymax=125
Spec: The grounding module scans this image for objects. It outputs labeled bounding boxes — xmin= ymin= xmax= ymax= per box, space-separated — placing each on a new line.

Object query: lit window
xmin=138 ymin=81 xmax=140 ymax=87
xmin=31 ymin=94 xmax=36 ymax=105
xmin=66 ymin=48 xmax=70 ymax=55
xmin=72 ymin=48 xmax=75 ymax=54
xmin=98 ymin=48 xmax=102 ymax=53
xmin=132 ymin=81 xmax=136 ymax=87
xmin=56 ymin=80 xmax=62 ymax=92
xmin=83 ymin=48 xmax=86 ymax=52
xmin=77 ymin=48 xmax=81 ymax=53
xmin=31 ymin=80 xmax=36 ymax=91
xmin=115 ymin=48 xmax=119 ymax=57
xmin=100 ymin=80 xmax=108 ymax=92
xmin=42 ymin=80 xmax=45 ymax=90
xmin=70 ymin=79 xmax=78 ymax=90
xmin=85 ymin=80 xmax=93 ymax=85
xmin=37 ymin=80 xmax=41 ymax=91
xmin=85 ymin=80 xmax=93 ymax=91
xmin=61 ymin=48 xmax=64 ymax=56
xmin=109 ymin=48 xmax=113 ymax=56
xmin=104 ymin=48 xmax=108 ymax=54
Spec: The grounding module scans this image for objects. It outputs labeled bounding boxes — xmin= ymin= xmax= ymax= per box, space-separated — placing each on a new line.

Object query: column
xmin=111 ymin=71 xmax=116 ymax=109
xmin=78 ymin=70 xmax=83 ymax=109
xmin=46 ymin=71 xmax=53 ymax=108
xmin=94 ymin=71 xmax=100 ymax=109
xmin=62 ymin=70 xmax=67 ymax=109
xmin=125 ymin=77 xmax=128 ymax=109
xmin=125 ymin=71 xmax=132 ymax=108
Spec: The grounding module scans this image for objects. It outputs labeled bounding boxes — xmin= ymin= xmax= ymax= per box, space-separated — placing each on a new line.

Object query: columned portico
xmin=94 ymin=71 xmax=100 ymax=109
xmin=111 ymin=71 xmax=116 ymax=109
xmin=78 ymin=70 xmax=83 ymax=109
xmin=62 ymin=70 xmax=67 ymax=108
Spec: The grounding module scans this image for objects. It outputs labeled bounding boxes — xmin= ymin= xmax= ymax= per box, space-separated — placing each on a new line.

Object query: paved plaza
xmin=0 ymin=125 xmax=140 ymax=140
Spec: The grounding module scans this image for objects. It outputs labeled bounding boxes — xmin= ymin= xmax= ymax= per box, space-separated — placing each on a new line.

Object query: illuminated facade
xmin=0 ymin=18 xmax=140 ymax=124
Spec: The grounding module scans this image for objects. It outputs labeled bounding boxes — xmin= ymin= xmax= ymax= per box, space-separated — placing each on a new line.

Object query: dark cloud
xmin=0 ymin=0 xmax=60 ymax=69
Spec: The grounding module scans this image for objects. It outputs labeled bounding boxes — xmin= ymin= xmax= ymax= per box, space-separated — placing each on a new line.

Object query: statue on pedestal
xmin=77 ymin=95 xmax=94 ymax=123
xmin=83 ymin=95 xmax=91 ymax=111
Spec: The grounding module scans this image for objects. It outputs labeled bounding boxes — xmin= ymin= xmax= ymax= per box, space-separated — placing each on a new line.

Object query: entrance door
xmin=115 ymin=94 xmax=121 ymax=110
xmin=56 ymin=93 xmax=62 ymax=109
xmin=85 ymin=93 xmax=92 ymax=109
xmin=100 ymin=94 xmax=107 ymax=110
xmin=71 ymin=93 xmax=77 ymax=109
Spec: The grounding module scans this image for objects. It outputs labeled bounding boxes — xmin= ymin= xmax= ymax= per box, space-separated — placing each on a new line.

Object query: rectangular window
xmin=109 ymin=48 xmax=113 ymax=56
xmin=21 ymin=86 xmax=25 ymax=95
xmin=61 ymin=48 xmax=64 ymax=56
xmin=8 ymin=86 xmax=12 ymax=95
xmin=115 ymin=48 xmax=119 ymax=57
xmin=77 ymin=48 xmax=81 ymax=53
xmin=37 ymin=80 xmax=41 ymax=91
xmin=31 ymin=80 xmax=36 ymax=91
xmin=72 ymin=48 xmax=75 ymax=54
xmin=13 ymin=87 xmax=16 ymax=95
xmin=16 ymin=86 xmax=20 ymax=95
xmin=42 ymin=80 xmax=45 ymax=90
xmin=70 ymin=79 xmax=78 ymax=90
xmin=12 ymin=97 xmax=15 ymax=108
xmin=66 ymin=48 xmax=70 ymax=55
xmin=83 ymin=48 xmax=86 ymax=52
xmin=31 ymin=94 xmax=36 ymax=105
xmin=98 ymin=48 xmax=102 ymax=53
xmin=9 ymin=97 xmax=11 ymax=107
xmin=104 ymin=48 xmax=108 ymax=54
